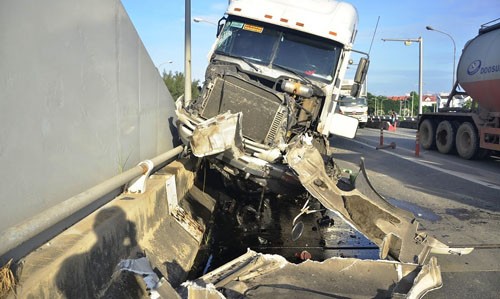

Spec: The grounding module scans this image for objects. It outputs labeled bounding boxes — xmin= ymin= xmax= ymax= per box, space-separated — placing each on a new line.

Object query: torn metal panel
xmin=116 ymin=257 xmax=161 ymax=299
xmin=190 ymin=112 xmax=244 ymax=158
xmin=286 ymin=139 xmax=473 ymax=264
xmin=116 ymin=257 xmax=181 ymax=299
xmin=184 ymin=249 xmax=443 ymax=299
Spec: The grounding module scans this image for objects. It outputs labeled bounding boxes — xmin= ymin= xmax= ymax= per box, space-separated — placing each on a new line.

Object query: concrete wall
xmin=0 ymin=0 xmax=177 ymax=232
xmin=9 ymin=159 xmax=213 ymax=298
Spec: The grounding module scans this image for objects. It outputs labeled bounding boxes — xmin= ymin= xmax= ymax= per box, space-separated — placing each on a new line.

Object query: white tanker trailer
xmin=418 ymin=20 xmax=500 ymax=159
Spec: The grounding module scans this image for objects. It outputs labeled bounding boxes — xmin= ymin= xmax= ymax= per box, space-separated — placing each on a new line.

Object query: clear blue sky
xmin=121 ymin=0 xmax=500 ymax=96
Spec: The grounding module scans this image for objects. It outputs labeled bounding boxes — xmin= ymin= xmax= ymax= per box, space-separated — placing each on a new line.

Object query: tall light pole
xmin=426 ymin=26 xmax=456 ymax=90
xmin=381 ymin=37 xmax=423 ymax=115
xmin=184 ymin=0 xmax=192 ymax=106
xmin=411 ymin=92 xmax=415 ymax=118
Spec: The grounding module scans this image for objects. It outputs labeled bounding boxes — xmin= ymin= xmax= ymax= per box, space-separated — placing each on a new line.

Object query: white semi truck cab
xmin=338 ymin=95 xmax=368 ymax=128
xmin=174 ymin=0 xmax=473 ymax=271
xmin=177 ymin=0 xmax=369 ymax=193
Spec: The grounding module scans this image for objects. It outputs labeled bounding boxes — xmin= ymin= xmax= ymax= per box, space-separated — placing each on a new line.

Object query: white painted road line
xmin=364 ymin=128 xmax=417 ymax=139
xmin=349 ymin=138 xmax=500 ymax=191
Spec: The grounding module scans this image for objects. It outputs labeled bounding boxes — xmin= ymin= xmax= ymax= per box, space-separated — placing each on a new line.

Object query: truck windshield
xmin=215 ymin=18 xmax=342 ymax=83
xmin=340 ymin=97 xmax=367 ymax=107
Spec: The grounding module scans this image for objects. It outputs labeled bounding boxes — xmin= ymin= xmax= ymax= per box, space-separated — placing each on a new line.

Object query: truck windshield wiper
xmin=213 ymin=51 xmax=259 ymax=71
xmin=272 ymin=64 xmax=312 ymax=85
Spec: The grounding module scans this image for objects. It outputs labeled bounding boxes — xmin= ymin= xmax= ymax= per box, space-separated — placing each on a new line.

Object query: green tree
xmin=366 ymin=91 xmax=421 ymax=117
xmin=366 ymin=92 xmax=377 ymax=115
xmin=409 ymin=91 xmax=419 ymax=116
xmin=376 ymin=95 xmax=388 ymax=115
xmin=462 ymin=98 xmax=473 ymax=110
xmin=162 ymin=71 xmax=200 ymax=101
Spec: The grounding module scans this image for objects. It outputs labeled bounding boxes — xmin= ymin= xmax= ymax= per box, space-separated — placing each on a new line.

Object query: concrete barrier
xmin=0 ymin=0 xmax=178 ymax=236
xmin=7 ymin=158 xmax=214 ymax=298
xmin=367 ymin=117 xmax=418 ymax=130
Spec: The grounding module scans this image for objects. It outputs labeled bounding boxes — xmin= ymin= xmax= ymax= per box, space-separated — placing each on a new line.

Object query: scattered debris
xmin=376 ymin=141 xmax=397 ymax=150
xmin=116 ymin=257 xmax=162 ymax=299
xmin=286 ymin=136 xmax=473 ymax=264
xmin=295 ymin=250 xmax=312 ymax=261
xmin=183 ymin=249 xmax=443 ymax=298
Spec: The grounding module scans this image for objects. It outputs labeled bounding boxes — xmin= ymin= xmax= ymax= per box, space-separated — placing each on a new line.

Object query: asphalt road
xmin=329 ymin=127 xmax=500 ymax=298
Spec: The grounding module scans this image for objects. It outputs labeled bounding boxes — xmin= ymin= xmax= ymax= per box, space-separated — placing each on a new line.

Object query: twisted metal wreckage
xmin=172 ymin=109 xmax=473 ymax=298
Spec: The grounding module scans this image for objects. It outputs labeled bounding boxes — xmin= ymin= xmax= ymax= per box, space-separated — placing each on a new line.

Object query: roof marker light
xmin=265 ymin=14 xmax=273 ymax=19
xmin=296 ymin=22 xmax=304 ymax=27
xmin=280 ymin=18 xmax=288 ymax=23
xmin=234 ymin=8 xmax=241 ymax=12
xmin=329 ymin=31 xmax=337 ymax=36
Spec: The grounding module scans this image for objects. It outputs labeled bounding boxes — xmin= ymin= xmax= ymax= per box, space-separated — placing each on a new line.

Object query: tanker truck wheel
xmin=456 ymin=122 xmax=479 ymax=160
xmin=419 ymin=119 xmax=436 ymax=149
xmin=435 ymin=120 xmax=456 ymax=154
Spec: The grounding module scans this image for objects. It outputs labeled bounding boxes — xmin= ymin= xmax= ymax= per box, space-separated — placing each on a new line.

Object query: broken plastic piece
xmin=116 ymin=257 xmax=161 ymax=299
xmin=376 ymin=141 xmax=397 ymax=150
xmin=190 ymin=112 xmax=244 ymax=158
xmin=253 ymin=148 xmax=282 ymax=163
xmin=327 ymin=113 xmax=359 ymax=138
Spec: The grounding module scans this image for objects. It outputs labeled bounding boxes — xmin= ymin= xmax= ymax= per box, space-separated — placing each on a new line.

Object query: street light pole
xmin=426 ymin=26 xmax=456 ymax=89
xmin=419 ymin=37 xmax=423 ymax=115
xmin=411 ymin=92 xmax=414 ymax=118
xmin=381 ymin=37 xmax=424 ymax=115
xmin=184 ymin=0 xmax=192 ymax=106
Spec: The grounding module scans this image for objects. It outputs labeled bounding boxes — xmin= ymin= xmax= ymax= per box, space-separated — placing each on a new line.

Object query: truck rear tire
xmin=435 ymin=120 xmax=455 ymax=154
xmin=419 ymin=119 xmax=436 ymax=149
xmin=456 ymin=122 xmax=479 ymax=160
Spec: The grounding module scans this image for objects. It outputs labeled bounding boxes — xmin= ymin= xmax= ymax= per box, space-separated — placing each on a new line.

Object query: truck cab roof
xmin=227 ymin=0 xmax=358 ymax=46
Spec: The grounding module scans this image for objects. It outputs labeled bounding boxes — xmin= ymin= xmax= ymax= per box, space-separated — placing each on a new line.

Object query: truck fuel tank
xmin=457 ymin=23 xmax=500 ymax=112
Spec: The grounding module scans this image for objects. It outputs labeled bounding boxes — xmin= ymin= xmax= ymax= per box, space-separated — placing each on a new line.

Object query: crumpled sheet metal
xmin=190 ymin=111 xmax=244 ymax=158
xmin=183 ymin=249 xmax=443 ymax=299
xmin=116 ymin=257 xmax=162 ymax=299
xmin=285 ymin=139 xmax=473 ymax=265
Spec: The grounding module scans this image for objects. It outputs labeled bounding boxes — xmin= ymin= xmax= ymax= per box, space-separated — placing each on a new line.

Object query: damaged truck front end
xmin=176 ymin=5 xmax=365 ymax=194
xmin=173 ymin=1 xmax=473 ymax=297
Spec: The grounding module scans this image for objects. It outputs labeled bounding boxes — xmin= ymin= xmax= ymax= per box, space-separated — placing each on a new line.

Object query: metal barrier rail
xmin=0 ymin=145 xmax=184 ymax=259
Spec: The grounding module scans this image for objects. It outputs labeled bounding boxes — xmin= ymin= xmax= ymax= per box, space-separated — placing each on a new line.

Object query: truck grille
xmin=200 ymin=74 xmax=285 ymax=145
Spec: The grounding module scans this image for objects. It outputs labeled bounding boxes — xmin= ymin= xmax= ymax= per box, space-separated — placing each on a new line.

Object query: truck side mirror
xmin=217 ymin=17 xmax=226 ymax=37
xmin=350 ymin=84 xmax=360 ymax=98
xmin=351 ymin=57 xmax=369 ymax=97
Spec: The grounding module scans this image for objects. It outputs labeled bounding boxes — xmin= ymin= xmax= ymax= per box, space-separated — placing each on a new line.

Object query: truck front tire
xmin=435 ymin=120 xmax=456 ymax=154
xmin=419 ymin=119 xmax=436 ymax=149
xmin=456 ymin=122 xmax=479 ymax=160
